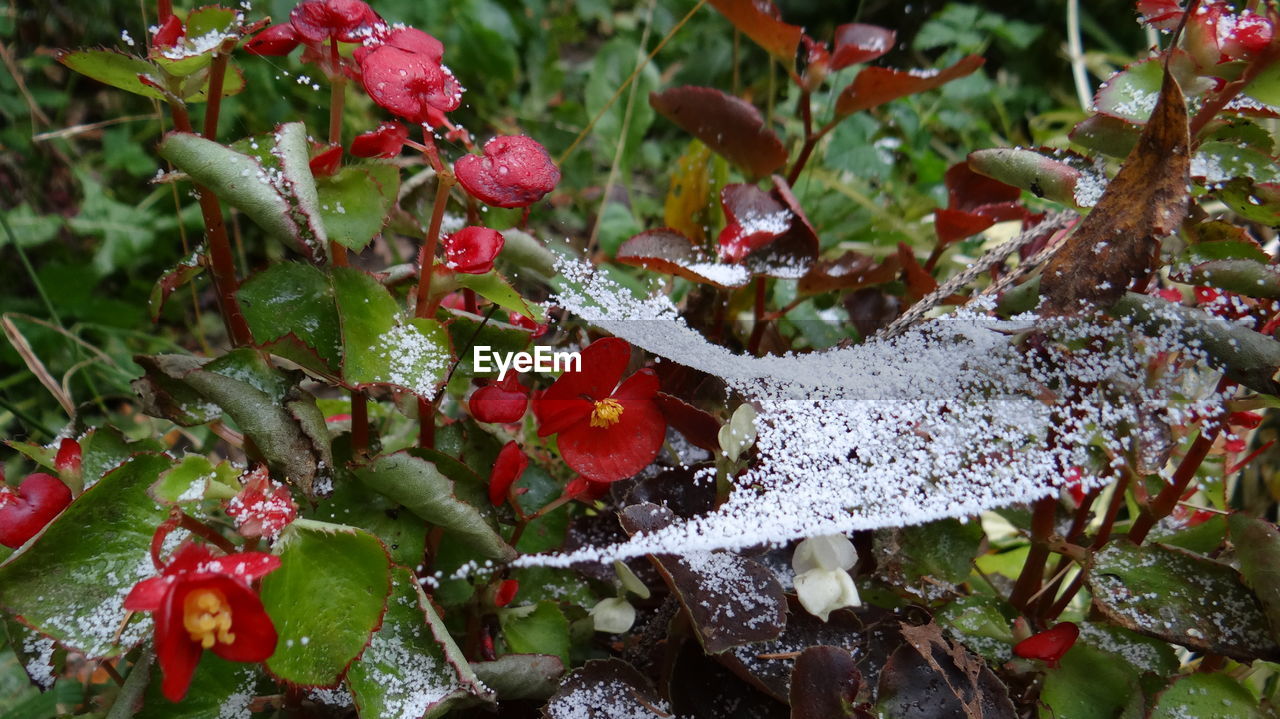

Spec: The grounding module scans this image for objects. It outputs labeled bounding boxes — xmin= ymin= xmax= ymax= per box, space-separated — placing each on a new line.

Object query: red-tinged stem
xmin=1188 ymin=47 xmax=1280 ymax=139
xmin=1032 ymin=487 xmax=1100 ymax=616
xmin=178 ymin=512 xmax=237 ymax=555
xmin=350 ymin=391 xmax=368 ymax=457
xmin=418 ymin=397 xmax=435 ymax=449
xmin=508 ymin=492 xmax=576 ymax=548
xmin=464 ymin=288 xmax=478 ymax=314
xmin=170 ymin=102 xmax=252 ymax=346
xmin=1043 ymin=469 xmax=1134 ymax=619
xmin=1129 ymin=428 xmax=1221 ymax=543
xmin=748 ymin=277 xmax=768 ymax=355
xmin=328 ymin=39 xmax=345 ymax=146
xmin=415 ymin=172 xmax=455 ymax=319
xmin=1009 ymin=496 xmax=1058 ymax=612
xmin=157 ymin=0 xmax=172 ymax=22
xmin=202 ymin=53 xmax=229 ymax=139
xmin=785 ymin=90 xmax=814 ymax=186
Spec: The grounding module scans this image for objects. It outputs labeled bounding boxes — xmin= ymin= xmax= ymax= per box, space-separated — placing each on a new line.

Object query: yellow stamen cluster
xmin=590 ymin=398 xmax=624 ymax=428
xmin=183 ymin=588 xmax=235 ymax=649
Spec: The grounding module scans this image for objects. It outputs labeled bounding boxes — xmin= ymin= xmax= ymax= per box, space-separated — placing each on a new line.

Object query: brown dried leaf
xmin=650 ymin=86 xmax=789 ymax=178
xmin=1040 ymin=65 xmax=1190 ymax=314
xmin=616 ymin=229 xmax=751 ymax=289
xmin=877 ymin=622 xmax=1016 ymax=719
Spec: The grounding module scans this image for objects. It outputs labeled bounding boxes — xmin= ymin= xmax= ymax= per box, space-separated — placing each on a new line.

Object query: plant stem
xmin=785 ymin=90 xmax=815 ymax=185
xmin=1128 ymin=428 xmax=1220 ymax=543
xmin=350 ymin=391 xmax=368 ymax=457
xmin=414 ymin=170 xmax=454 ymax=318
xmin=1188 ymin=47 xmax=1280 ymax=139
xmin=169 ymin=102 xmax=252 ymax=346
xmin=178 ymin=512 xmax=237 ymax=555
xmin=1043 ymin=468 xmax=1134 ymax=619
xmin=1009 ymin=496 xmax=1058 ymax=612
xmin=202 ymin=53 xmax=229 ymax=139
xmin=104 ymin=648 xmax=154 ymax=719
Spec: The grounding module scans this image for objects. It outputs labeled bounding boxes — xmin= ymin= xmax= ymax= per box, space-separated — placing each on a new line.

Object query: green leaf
xmin=585 ymin=37 xmax=658 ymax=169
xmin=348 ymin=567 xmax=491 ymax=717
xmin=1244 ymin=59 xmax=1280 ymax=107
xmin=238 ymin=262 xmax=342 ymax=373
xmin=307 ymin=477 xmax=426 ymax=567
xmin=132 ymin=350 xmax=332 ymax=495
xmin=470 ymin=654 xmax=564 ymax=701
xmin=150 ymin=6 xmax=240 ymax=78
xmin=159 ymin=123 xmax=327 ymax=261
xmin=0 ymin=453 xmax=174 ymax=657
xmin=149 ymin=252 xmax=205 ymax=323
xmin=935 ymin=595 xmax=1015 ymax=664
xmin=1087 ymin=539 xmax=1280 ymax=661
xmin=1230 ymin=514 xmax=1280 ymax=645
xmin=1184 ymin=259 xmax=1280 ymax=300
xmin=876 ymin=517 xmax=984 ymax=590
xmin=316 ymin=164 xmax=399 ymax=251
xmin=453 ymin=271 xmax=546 ymax=323
xmin=1149 ymin=672 xmax=1260 ymax=719
xmin=353 ymin=451 xmax=516 ymax=562
xmin=80 ymin=427 xmax=165 ymax=491
xmin=445 ymin=314 xmax=530 ymax=395
xmin=57 ymin=49 xmax=166 ymax=99
xmin=149 ymin=454 xmax=238 ymax=505
xmin=967 ymin=148 xmax=1088 ymax=208
xmin=1193 ymin=141 xmax=1280 ymax=184
xmin=1095 ymin=54 xmax=1210 ymax=124
xmin=259 ymin=523 xmax=392 ymax=686
xmin=499 ymin=601 xmax=570 ymax=667
xmin=0 ymin=203 xmax=63 ymax=249
xmin=135 ymin=654 xmax=260 ymax=719
xmin=1038 ymin=643 xmax=1141 ymax=719
xmin=333 ymin=267 xmax=452 ymax=396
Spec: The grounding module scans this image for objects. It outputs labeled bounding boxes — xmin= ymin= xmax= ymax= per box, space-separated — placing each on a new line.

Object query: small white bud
xmin=792 ymin=534 xmax=857 ymax=574
xmin=718 ymin=404 xmax=758 ymax=462
xmin=590 ymin=598 xmax=636 ymax=634
xmin=794 ymin=568 xmax=860 ymax=622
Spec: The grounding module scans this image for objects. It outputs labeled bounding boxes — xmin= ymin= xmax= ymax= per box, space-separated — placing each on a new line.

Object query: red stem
xmin=350 ymin=391 xmax=368 ymax=456
xmin=202 ymin=53 xmax=228 ymax=139
xmin=1009 ymin=496 xmax=1058 ymax=612
xmin=1043 ymin=469 xmax=1134 ymax=619
xmin=1188 ymin=46 xmax=1280 ymax=139
xmin=178 ymin=512 xmax=237 ymax=555
xmin=1128 ymin=428 xmax=1220 ymax=543
xmin=157 ymin=0 xmax=172 ymax=22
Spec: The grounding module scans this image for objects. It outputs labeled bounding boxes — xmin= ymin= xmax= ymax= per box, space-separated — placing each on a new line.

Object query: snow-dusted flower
xmin=225 ymin=466 xmax=296 ymax=540
xmin=792 ymin=534 xmax=860 ymax=622
xmin=590 ymin=597 xmax=636 ymax=634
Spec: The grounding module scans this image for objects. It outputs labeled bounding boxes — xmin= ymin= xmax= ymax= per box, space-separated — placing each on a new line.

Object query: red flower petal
xmin=1013 ymin=621 xmax=1079 ymax=667
xmin=489 ymin=441 xmax=528 ymax=506
xmin=309 ymin=144 xmax=342 ymax=178
xmin=612 ymin=367 xmax=660 ymax=402
xmin=565 ymin=476 xmax=611 ymax=501
xmin=153 ymin=14 xmax=185 ymax=49
xmin=156 ymin=584 xmax=206 ymax=702
xmin=211 ymin=578 xmax=279 ymax=662
xmin=534 ymin=338 xmax=632 ymax=437
xmin=201 ymin=552 xmax=283 ymax=583
xmin=290 ymin=0 xmax=382 ymax=44
xmin=469 ymin=374 xmax=529 ymax=424
xmin=0 ymin=474 xmax=72 ymax=549
xmin=455 ymin=135 xmax=560 ymax=208
xmin=381 ymin=27 xmax=444 ymax=63
xmin=350 ymin=121 xmax=408 ymax=158
xmin=245 ymin=23 xmax=301 ymax=56
xmin=494 ymin=579 xmax=519 ymax=607
xmin=508 ymin=311 xmax=548 ymax=338
xmin=557 ymin=396 xmax=666 ymax=482
xmin=359 ymin=45 xmax=460 ymax=126
xmin=123 ymin=576 xmax=172 ymax=611
xmin=444 ymin=226 xmax=505 ymax=274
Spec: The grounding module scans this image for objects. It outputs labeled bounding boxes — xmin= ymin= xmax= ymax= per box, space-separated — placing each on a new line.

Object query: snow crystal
xmin=544 ymin=680 xmax=675 ymax=719
xmin=356 ymin=624 xmax=459 ymax=717
xmin=375 ymin=323 xmax=449 ymax=400
xmin=21 ymin=634 xmax=56 ymax=689
xmin=517 ymin=256 xmax=1226 ymax=567
xmin=120 ymin=29 xmax=135 ymax=47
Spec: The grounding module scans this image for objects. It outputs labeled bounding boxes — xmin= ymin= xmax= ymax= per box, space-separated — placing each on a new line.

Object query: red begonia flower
xmin=350 ymin=121 xmax=409 ymax=158
xmin=1187 ymin=3 xmax=1274 ymax=67
xmin=225 ymin=466 xmax=297 ymax=540
xmin=564 ymin=476 xmax=611 ymax=502
xmin=359 ymin=36 xmax=460 ymax=127
xmin=532 ymin=338 xmax=666 ymax=482
xmin=308 ymin=144 xmax=342 ymax=177
xmin=0 ymin=473 xmax=72 ymax=549
xmin=289 ymin=0 xmax=383 ymax=44
xmin=1013 ymin=622 xmax=1079 ymax=668
xmin=494 ymin=579 xmax=519 ymax=607
xmin=153 ymin=14 xmax=185 ymax=49
xmin=54 ymin=438 xmax=82 ymax=477
xmin=455 ymin=135 xmax=560 ymax=209
xmin=125 ymin=542 xmax=280 ymax=702
xmin=469 ymin=373 xmax=529 ymax=424
xmin=245 ymin=23 xmax=302 ymax=56
xmin=444 ymin=226 xmax=504 ymax=274
xmin=509 ymin=311 xmax=548 ymax=338
xmin=489 ymin=441 xmax=529 ymax=506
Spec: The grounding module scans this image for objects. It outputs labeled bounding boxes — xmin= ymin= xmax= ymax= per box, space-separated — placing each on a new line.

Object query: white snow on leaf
xmin=520 ymin=256 xmax=1224 ymax=567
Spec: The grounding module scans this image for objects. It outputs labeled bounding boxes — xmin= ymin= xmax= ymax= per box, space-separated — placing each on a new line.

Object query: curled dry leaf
xmin=835 ymin=55 xmax=985 ymax=117
xmin=798 ymin=251 xmax=900 ymax=295
xmin=1040 ymin=64 xmax=1190 ymax=314
xmin=650 ymin=86 xmax=788 ymax=178
xmin=877 ymin=622 xmax=1017 ymax=719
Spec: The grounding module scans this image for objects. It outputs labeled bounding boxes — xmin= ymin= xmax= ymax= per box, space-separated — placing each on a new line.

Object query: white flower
xmin=792 ymin=534 xmax=860 ymax=622
xmin=590 ymin=598 xmax=636 ymax=634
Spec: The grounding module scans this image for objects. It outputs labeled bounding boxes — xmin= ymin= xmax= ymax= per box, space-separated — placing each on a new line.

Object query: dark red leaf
xmin=798 ymin=251 xmax=900 ymax=295
xmin=654 ymin=392 xmax=721 ymax=453
xmin=717 ymin=179 xmax=819 ymax=276
xmin=945 ymin=161 xmax=1022 ymax=212
xmin=650 ymin=86 xmax=788 ymax=178
xmin=835 ymin=55 xmax=985 ymax=117
xmin=934 ymin=209 xmax=996 ymax=247
xmin=897 ymin=242 xmax=937 ymax=300
xmin=790 ymin=646 xmax=869 ymax=719
xmin=706 ymin=0 xmax=803 ymax=62
xmin=878 ymin=622 xmax=1017 ymax=719
xmin=1012 ymin=622 xmax=1079 ymax=667
xmin=830 ymin=23 xmax=896 ymax=69
xmin=616 ymin=229 xmax=751 ymax=289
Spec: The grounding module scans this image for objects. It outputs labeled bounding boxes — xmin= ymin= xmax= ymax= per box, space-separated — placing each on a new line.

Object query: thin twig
xmin=1 ymin=316 xmax=75 ymax=418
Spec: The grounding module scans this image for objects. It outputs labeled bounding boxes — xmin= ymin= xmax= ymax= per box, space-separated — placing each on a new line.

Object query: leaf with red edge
xmin=798 ymin=251 xmax=900 ymax=295
xmin=149 ymin=252 xmax=205 ymax=322
xmin=967 ymin=147 xmax=1095 ymax=208
xmin=654 ymin=392 xmax=722 ymax=453
xmin=835 ymin=55 xmax=985 ymax=117
xmin=934 ymin=209 xmax=996 ymax=247
xmin=619 ymin=503 xmax=787 ymax=653
xmin=616 ymin=229 xmax=751 ymax=289
xmin=706 ymin=0 xmax=803 ymax=63
xmin=718 ymin=179 xmax=819 ymax=277
xmin=650 ymin=86 xmax=788 ymax=178
xmin=830 ymin=23 xmax=896 ymax=69
xmin=945 ymin=162 xmax=1021 ymax=211
xmin=260 ymin=523 xmax=391 ymax=687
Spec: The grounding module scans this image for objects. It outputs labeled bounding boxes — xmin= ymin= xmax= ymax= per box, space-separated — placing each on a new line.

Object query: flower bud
xmin=792 ymin=534 xmax=857 ymax=574
xmin=794 ymin=568 xmax=860 ymax=622
xmin=590 ymin=597 xmax=636 ymax=634
xmin=444 ymin=226 xmax=504 ymax=275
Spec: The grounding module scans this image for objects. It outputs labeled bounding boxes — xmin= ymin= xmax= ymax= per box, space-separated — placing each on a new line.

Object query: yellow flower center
xmin=590 ymin=398 xmax=624 ymax=428
xmin=183 ymin=588 xmax=235 ymax=649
